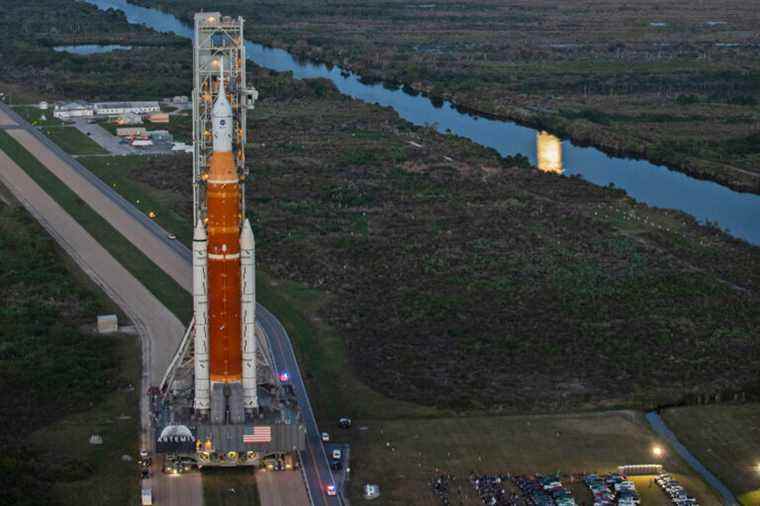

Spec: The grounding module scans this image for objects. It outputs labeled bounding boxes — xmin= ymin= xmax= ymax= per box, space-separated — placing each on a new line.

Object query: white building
xmin=53 ymin=102 xmax=94 ymax=119
xmin=94 ymin=101 xmax=160 ymax=116
xmin=97 ymin=314 xmax=118 ymax=334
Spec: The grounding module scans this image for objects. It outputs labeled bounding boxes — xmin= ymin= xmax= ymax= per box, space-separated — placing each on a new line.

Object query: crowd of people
xmin=431 ymin=473 xmax=471 ymax=505
xmin=472 ymin=474 xmax=524 ymax=505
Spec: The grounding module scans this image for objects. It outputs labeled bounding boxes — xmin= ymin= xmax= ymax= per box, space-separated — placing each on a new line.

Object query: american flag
xmin=243 ymin=426 xmax=271 ymax=443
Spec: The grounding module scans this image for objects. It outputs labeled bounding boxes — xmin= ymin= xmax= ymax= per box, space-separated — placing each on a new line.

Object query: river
xmin=54 ymin=44 xmax=132 ymax=54
xmin=84 ymin=0 xmax=759 ymax=246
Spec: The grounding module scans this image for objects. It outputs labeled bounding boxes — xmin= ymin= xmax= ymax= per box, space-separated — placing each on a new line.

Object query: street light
xmin=652 ymin=445 xmax=664 ymax=458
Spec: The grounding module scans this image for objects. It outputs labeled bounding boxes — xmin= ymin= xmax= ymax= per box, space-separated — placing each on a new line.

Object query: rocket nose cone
xmin=240 ymin=218 xmax=254 ymax=248
xmin=213 ymin=92 xmax=232 ymax=116
xmin=194 ymin=220 xmax=207 ymax=241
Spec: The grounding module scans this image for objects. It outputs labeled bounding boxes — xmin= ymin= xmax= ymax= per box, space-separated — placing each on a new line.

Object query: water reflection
xmin=53 ymin=45 xmax=132 ymax=55
xmin=536 ymin=131 xmax=563 ymax=174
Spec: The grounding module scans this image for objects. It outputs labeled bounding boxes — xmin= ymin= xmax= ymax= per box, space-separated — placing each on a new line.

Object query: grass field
xmin=256 ymin=272 xmax=445 ymax=423
xmin=12 ymin=105 xmax=63 ymax=126
xmin=28 ymin=332 xmax=142 ymax=506
xmin=663 ymin=404 xmax=760 ymax=504
xmin=80 ymin=155 xmax=190 ymax=244
xmin=0 ymin=196 xmax=139 ymax=506
xmin=41 ymin=125 xmax=107 ymax=155
xmin=202 ymin=468 xmax=260 ymax=506
xmin=0 ymin=130 xmax=191 ymax=322
xmin=346 ymin=411 xmax=722 ymax=505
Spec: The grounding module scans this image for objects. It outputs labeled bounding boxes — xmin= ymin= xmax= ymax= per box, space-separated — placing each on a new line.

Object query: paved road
xmin=257 ymin=469 xmax=312 ymax=506
xmin=0 ymin=101 xmax=341 ymax=505
xmin=0 ymin=106 xmax=191 ymax=303
xmin=71 ymin=118 xmax=136 ymax=155
xmin=258 ymin=304 xmax=343 ymax=506
xmin=0 ymin=130 xmax=198 ymax=506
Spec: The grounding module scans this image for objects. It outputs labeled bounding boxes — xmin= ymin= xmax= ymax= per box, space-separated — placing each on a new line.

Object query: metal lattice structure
xmin=160 ymin=318 xmax=280 ymax=397
xmin=192 ymin=12 xmax=258 ymax=225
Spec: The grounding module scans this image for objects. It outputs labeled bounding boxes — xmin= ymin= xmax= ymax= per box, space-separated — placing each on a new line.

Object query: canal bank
xmin=647 ymin=411 xmax=739 ymax=505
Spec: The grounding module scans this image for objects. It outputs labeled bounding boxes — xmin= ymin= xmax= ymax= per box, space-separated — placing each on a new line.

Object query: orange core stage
xmin=207 ymin=150 xmax=242 ymax=382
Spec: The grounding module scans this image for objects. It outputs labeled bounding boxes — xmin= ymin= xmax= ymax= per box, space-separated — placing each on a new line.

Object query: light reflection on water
xmin=536 ymin=131 xmax=563 ymax=174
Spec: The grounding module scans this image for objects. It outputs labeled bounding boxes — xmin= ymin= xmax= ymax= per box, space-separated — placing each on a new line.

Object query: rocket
xmin=194 ymin=58 xmax=257 ymax=415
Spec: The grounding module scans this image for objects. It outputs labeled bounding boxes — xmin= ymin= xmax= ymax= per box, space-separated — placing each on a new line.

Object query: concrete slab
xmin=256 ymin=469 xmax=310 ymax=506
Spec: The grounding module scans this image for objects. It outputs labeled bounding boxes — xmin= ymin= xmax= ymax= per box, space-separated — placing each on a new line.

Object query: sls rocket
xmin=194 ymin=58 xmax=257 ymax=415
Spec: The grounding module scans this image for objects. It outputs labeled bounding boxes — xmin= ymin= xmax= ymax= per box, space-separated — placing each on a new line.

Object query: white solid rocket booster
xmin=240 ymin=218 xmax=257 ymax=410
xmin=193 ymin=220 xmax=211 ymax=411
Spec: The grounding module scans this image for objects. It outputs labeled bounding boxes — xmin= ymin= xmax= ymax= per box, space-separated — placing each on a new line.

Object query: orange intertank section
xmin=207 ymin=151 xmax=242 ymax=382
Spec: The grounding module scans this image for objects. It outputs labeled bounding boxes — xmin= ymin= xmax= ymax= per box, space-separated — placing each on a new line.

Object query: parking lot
xmin=430 ymin=471 xmax=704 ymax=506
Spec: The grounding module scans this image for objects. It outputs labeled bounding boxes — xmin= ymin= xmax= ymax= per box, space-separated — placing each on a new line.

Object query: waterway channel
xmin=84 ymin=0 xmax=759 ymax=246
xmin=646 ymin=412 xmax=738 ymax=505
xmin=53 ymin=44 xmax=132 ymax=54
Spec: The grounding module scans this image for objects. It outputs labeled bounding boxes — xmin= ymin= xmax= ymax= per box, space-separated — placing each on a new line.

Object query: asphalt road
xmin=71 ymin=119 xmax=136 ymax=155
xmin=0 ymin=104 xmax=202 ymax=506
xmin=0 ymin=101 xmax=341 ymax=506
xmin=257 ymin=469 xmax=311 ymax=506
xmin=259 ymin=304 xmax=343 ymax=506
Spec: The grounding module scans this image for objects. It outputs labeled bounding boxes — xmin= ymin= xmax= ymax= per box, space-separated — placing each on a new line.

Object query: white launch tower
xmin=192 ymin=12 xmax=258 ymax=223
